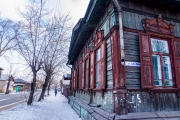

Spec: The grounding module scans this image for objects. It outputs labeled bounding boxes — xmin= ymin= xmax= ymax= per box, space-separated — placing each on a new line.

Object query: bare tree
xmin=16 ymin=0 xmax=53 ymax=105
xmin=0 ymin=17 xmax=20 ymax=57
xmin=5 ymin=65 xmax=17 ymax=94
xmin=38 ymin=14 xmax=71 ymax=101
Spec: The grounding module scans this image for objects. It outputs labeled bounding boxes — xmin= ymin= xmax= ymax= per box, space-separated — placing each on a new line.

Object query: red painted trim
xmin=139 ymin=32 xmax=154 ymax=89
xmin=171 ymin=38 xmax=180 ymax=88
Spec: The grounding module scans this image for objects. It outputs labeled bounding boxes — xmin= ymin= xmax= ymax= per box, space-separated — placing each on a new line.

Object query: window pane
xmin=79 ymin=64 xmax=82 ymax=88
xmin=96 ymin=62 xmax=100 ymax=87
xmin=152 ymin=55 xmax=162 ymax=86
xmin=96 ymin=48 xmax=101 ymax=61
xmin=162 ymin=56 xmax=173 ymax=86
xmin=86 ymin=70 xmax=89 ymax=88
xmin=151 ymin=39 xmax=169 ymax=53
xmin=86 ymin=59 xmax=89 ymax=68
xmin=85 ymin=59 xmax=89 ymax=88
xmin=74 ymin=71 xmax=76 ymax=89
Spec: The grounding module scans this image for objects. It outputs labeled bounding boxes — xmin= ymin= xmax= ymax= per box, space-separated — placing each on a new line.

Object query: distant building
xmin=61 ymin=74 xmax=71 ymax=98
xmin=0 ymin=74 xmax=14 ymax=93
xmin=14 ymin=78 xmax=30 ymax=92
xmin=0 ymin=67 xmax=3 ymax=78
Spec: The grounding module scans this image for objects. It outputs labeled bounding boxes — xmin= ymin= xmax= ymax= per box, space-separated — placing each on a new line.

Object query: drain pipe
xmin=112 ymin=0 xmax=125 ymax=65
xmin=112 ymin=0 xmax=127 ymax=115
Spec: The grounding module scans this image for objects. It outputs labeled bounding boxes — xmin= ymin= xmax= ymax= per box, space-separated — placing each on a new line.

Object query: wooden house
xmin=67 ymin=0 xmax=180 ymax=119
xmin=14 ymin=79 xmax=30 ymax=92
xmin=0 ymin=74 xmax=14 ymax=93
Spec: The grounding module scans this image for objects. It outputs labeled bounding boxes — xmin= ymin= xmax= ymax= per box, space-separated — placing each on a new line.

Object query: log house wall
xmin=127 ymin=91 xmax=180 ymax=113
xmin=70 ymin=0 xmax=180 ymax=115
xmin=119 ymin=0 xmax=180 ymax=112
xmin=106 ymin=37 xmax=113 ymax=88
xmin=124 ymin=31 xmax=141 ymax=89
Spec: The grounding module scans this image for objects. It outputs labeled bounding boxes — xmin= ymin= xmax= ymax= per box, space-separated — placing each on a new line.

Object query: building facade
xmin=67 ymin=0 xmax=180 ymax=119
xmin=14 ymin=79 xmax=30 ymax=92
xmin=61 ymin=74 xmax=71 ymax=98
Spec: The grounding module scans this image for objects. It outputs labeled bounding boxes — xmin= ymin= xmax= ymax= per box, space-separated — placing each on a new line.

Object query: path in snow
xmin=0 ymin=92 xmax=81 ymax=120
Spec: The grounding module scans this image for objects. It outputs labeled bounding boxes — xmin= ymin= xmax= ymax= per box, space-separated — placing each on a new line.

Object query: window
xmin=89 ymin=31 xmax=106 ymax=90
xmin=73 ymin=70 xmax=76 ymax=89
xmin=151 ymin=38 xmax=173 ymax=87
xmin=78 ymin=63 xmax=82 ymax=89
xmin=151 ymin=39 xmax=169 ymax=53
xmin=95 ymin=48 xmax=101 ymax=88
xmin=85 ymin=59 xmax=89 ymax=88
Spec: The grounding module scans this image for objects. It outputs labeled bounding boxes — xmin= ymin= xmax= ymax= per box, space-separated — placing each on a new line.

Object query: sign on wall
xmin=125 ymin=61 xmax=140 ymax=67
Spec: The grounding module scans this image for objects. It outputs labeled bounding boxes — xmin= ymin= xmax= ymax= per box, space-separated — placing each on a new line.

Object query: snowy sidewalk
xmin=0 ymin=92 xmax=81 ymax=120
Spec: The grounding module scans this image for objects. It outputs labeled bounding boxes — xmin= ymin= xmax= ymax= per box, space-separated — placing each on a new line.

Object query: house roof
xmin=67 ymin=0 xmax=110 ymax=65
xmin=67 ymin=0 xmax=180 ymax=65
xmin=0 ymin=74 xmax=10 ymax=81
xmin=14 ymin=79 xmax=29 ymax=84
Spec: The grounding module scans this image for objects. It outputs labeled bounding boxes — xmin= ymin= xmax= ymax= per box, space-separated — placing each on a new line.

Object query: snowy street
xmin=0 ymin=91 xmax=40 ymax=111
xmin=0 ymin=92 xmax=81 ymax=120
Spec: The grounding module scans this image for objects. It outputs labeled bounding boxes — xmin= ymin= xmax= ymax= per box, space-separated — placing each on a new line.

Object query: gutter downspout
xmin=112 ymin=0 xmax=125 ymax=64
xmin=112 ymin=0 xmax=127 ymax=115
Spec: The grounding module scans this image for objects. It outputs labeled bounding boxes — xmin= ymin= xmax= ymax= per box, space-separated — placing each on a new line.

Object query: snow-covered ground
xmin=0 ymin=92 xmax=81 ymax=120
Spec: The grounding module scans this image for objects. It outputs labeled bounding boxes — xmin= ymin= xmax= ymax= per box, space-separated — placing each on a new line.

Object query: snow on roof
xmin=0 ymin=74 xmax=10 ymax=81
xmin=14 ymin=79 xmax=29 ymax=84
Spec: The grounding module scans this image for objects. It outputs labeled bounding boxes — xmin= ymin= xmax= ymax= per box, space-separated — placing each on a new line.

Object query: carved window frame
xmin=83 ymin=45 xmax=90 ymax=91
xmin=92 ymin=41 xmax=105 ymax=91
xmin=150 ymin=37 xmax=174 ymax=88
xmin=90 ymin=30 xmax=106 ymax=93
xmin=78 ymin=57 xmax=83 ymax=89
xmin=95 ymin=47 xmax=101 ymax=88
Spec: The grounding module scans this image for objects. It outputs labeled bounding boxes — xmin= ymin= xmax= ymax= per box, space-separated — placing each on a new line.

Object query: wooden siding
xmin=127 ymin=91 xmax=180 ymax=113
xmin=106 ymin=38 xmax=113 ymax=88
xmin=100 ymin=5 xmax=118 ymax=38
xmin=124 ymin=31 xmax=141 ymax=89
xmin=92 ymin=91 xmax=114 ymax=112
xmin=123 ymin=11 xmax=180 ymax=37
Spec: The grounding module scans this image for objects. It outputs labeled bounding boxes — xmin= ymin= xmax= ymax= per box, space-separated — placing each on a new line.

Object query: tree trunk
xmin=5 ymin=76 xmax=11 ymax=94
xmin=47 ymin=83 xmax=50 ymax=95
xmin=38 ymin=73 xmax=51 ymax=101
xmin=27 ymin=72 xmax=36 ymax=105
xmin=38 ymin=84 xmax=47 ymax=101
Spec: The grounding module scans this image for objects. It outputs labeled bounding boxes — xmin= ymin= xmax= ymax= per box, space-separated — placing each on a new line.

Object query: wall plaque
xmin=125 ymin=61 xmax=140 ymax=67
